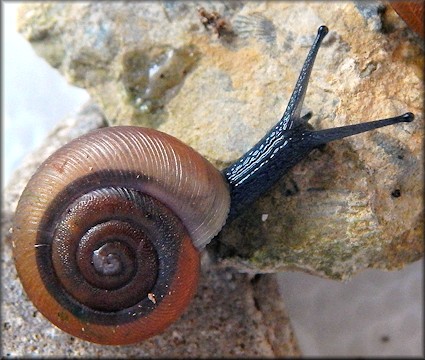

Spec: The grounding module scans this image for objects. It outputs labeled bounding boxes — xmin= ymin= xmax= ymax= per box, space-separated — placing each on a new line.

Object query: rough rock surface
xmin=15 ymin=2 xmax=423 ymax=279
xmin=1 ymin=103 xmax=300 ymax=358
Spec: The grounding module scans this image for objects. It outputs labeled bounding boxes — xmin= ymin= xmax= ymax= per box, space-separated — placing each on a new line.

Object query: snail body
xmin=12 ymin=26 xmax=413 ymax=345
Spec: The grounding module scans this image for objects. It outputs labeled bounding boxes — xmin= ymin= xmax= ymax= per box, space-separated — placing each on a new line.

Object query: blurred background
xmin=3 ymin=2 xmax=423 ymax=356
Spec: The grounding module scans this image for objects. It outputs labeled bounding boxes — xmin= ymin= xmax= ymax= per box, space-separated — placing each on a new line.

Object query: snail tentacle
xmin=307 ymin=112 xmax=414 ymax=147
xmin=223 ymin=25 xmax=413 ymax=220
xmin=279 ymin=25 xmax=329 ymax=130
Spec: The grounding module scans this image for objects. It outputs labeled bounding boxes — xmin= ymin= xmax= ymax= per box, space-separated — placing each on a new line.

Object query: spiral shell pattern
xmin=12 ymin=126 xmax=230 ymax=344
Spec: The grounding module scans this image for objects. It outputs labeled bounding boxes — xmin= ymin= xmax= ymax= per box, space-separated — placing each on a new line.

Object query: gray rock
xmin=15 ymin=2 xmax=423 ymax=279
xmin=354 ymin=1 xmax=386 ymax=32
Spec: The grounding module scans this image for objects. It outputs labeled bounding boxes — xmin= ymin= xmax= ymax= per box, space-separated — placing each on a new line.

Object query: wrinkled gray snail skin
xmin=11 ymin=26 xmax=413 ymax=345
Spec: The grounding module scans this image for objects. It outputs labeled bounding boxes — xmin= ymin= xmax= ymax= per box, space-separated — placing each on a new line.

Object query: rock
xmin=2 ymin=104 xmax=300 ymax=357
xmin=354 ymin=1 xmax=386 ymax=32
xmin=15 ymin=1 xmax=423 ymax=279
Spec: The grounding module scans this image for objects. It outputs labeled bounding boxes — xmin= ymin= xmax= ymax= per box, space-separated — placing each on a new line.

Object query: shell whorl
xmin=17 ymin=126 xmax=230 ymax=250
xmin=12 ymin=126 xmax=230 ymax=344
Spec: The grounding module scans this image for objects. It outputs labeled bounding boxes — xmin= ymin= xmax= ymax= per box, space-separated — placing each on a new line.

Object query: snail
xmin=12 ymin=26 xmax=413 ymax=345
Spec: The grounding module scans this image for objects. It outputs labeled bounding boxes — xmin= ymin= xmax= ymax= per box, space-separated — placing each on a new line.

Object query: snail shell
xmin=12 ymin=126 xmax=230 ymax=345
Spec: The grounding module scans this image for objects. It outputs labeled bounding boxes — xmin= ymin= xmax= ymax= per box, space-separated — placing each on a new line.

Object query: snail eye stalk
xmin=223 ymin=25 xmax=414 ymax=221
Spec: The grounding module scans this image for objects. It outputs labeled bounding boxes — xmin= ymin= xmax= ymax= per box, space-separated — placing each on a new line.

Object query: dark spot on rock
xmin=391 ymin=189 xmax=401 ymax=198
xmin=281 ymin=177 xmax=299 ymax=196
xmin=381 ymin=335 xmax=390 ymax=343
xmin=253 ymin=297 xmax=261 ymax=311
xmin=250 ymin=274 xmax=262 ymax=284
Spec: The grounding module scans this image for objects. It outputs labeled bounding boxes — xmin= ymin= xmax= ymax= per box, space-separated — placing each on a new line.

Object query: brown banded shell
xmin=12 ymin=126 xmax=230 ymax=345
